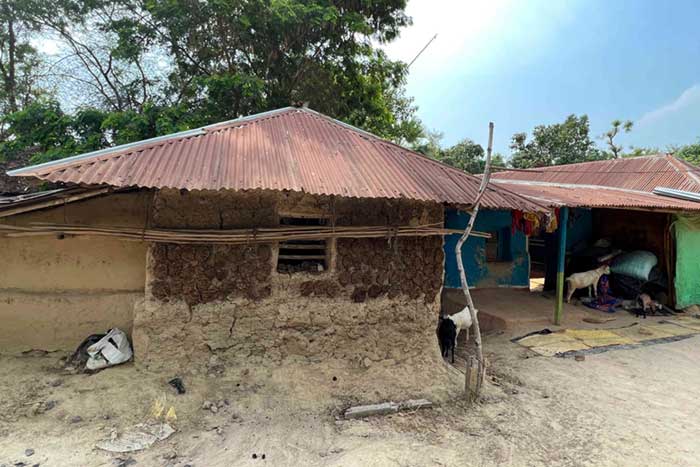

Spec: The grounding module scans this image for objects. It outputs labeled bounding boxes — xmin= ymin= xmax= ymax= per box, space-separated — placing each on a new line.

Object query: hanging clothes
xmin=545 ymin=208 xmax=559 ymax=233
xmin=524 ymin=212 xmax=541 ymax=231
xmin=511 ymin=210 xmax=524 ymax=234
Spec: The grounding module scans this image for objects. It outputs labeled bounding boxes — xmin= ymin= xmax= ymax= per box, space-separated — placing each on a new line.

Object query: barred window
xmin=277 ymin=216 xmax=328 ymax=273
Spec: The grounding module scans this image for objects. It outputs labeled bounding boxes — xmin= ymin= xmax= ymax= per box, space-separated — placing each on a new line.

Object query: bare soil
xmin=1 ymin=332 xmax=699 ymax=467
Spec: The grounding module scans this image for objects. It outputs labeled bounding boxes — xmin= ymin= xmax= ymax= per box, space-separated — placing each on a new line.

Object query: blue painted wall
xmin=444 ymin=209 xmax=530 ymax=289
xmin=566 ymin=208 xmax=593 ymax=251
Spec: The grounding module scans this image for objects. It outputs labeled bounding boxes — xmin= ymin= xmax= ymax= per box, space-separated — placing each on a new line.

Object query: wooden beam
xmin=554 ymin=206 xmax=569 ymax=325
xmin=279 ymin=243 xmax=326 ymax=249
xmin=278 ymin=254 xmax=326 ymax=260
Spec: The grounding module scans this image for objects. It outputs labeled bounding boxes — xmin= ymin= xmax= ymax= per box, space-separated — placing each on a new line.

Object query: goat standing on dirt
xmin=565 ymin=265 xmax=611 ymax=303
xmin=437 ymin=317 xmax=457 ymax=363
xmin=448 ymin=307 xmax=476 ymax=345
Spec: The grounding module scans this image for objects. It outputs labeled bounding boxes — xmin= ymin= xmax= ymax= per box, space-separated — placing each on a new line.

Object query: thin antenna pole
xmin=407 ymin=33 xmax=438 ymax=69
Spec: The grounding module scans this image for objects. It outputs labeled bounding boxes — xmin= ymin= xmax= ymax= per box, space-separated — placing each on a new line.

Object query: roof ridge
xmin=302 ymin=109 xmax=553 ymax=211
xmin=522 ymin=153 xmax=668 ymax=171
xmin=491 ymin=153 xmax=700 ymax=180
xmin=665 ymin=153 xmax=700 ymax=189
xmin=203 ymin=107 xmax=298 ymax=132
xmin=299 ymin=107 xmax=493 ymax=186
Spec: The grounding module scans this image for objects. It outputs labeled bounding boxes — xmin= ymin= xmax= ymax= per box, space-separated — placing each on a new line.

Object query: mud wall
xmin=133 ymin=189 xmax=445 ymax=370
xmin=0 ymin=192 xmax=150 ymax=353
xmin=0 ymin=291 xmax=140 ymax=352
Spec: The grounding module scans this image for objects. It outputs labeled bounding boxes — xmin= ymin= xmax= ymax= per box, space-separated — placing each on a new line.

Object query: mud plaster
xmin=134 ymin=190 xmax=447 ymax=372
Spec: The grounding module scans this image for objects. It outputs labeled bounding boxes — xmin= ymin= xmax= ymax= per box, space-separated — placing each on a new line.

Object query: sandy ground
xmin=1 ymin=330 xmax=700 ymax=467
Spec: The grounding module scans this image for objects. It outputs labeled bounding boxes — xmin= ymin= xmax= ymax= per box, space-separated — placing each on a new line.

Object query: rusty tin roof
xmin=8 ymin=107 xmax=546 ymax=212
xmin=492 ymin=154 xmax=700 ymax=193
xmin=492 ymin=182 xmax=700 ymax=211
xmin=491 ymin=154 xmax=700 ymax=212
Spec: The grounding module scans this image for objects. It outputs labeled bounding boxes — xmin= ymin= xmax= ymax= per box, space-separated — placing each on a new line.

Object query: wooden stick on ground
xmin=456 ymin=122 xmax=494 ymax=403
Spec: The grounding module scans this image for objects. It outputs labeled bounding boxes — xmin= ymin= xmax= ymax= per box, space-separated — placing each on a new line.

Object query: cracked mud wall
xmin=133 ymin=190 xmax=446 ymax=373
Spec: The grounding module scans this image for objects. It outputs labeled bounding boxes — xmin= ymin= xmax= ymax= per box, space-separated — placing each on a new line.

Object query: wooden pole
xmin=456 ymin=122 xmax=494 ymax=402
xmin=554 ymin=206 xmax=569 ymax=325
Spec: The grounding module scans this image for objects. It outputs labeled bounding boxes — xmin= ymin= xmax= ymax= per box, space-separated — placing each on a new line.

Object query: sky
xmin=383 ymin=0 xmax=700 ymax=156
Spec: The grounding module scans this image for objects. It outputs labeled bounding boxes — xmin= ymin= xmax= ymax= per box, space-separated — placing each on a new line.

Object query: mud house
xmin=0 ymin=107 xmax=544 ymax=374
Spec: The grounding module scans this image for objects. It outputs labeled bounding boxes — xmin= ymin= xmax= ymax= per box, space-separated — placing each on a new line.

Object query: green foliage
xmin=110 ymin=0 xmax=418 ymax=141
xmin=510 ymin=114 xmax=608 ymax=168
xmin=1 ymin=101 xmax=110 ymax=164
xmin=0 ymin=1 xmax=46 ymax=116
xmin=437 ymin=139 xmax=485 ymax=173
xmin=603 ymin=119 xmax=633 ymax=159
xmin=0 ymin=0 xmax=421 ymax=166
xmin=490 ymin=152 xmax=507 ymax=169
xmin=674 ymin=141 xmax=700 ymax=166
xmin=0 ymin=99 xmax=201 ymax=164
xmin=413 ymin=129 xmax=496 ymax=174
xmin=412 ymin=128 xmax=442 ymax=159
xmin=623 ymin=146 xmax=660 ymax=158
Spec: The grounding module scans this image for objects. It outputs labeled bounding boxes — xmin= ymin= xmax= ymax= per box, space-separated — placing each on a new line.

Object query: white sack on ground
xmin=86 ymin=328 xmax=133 ymax=370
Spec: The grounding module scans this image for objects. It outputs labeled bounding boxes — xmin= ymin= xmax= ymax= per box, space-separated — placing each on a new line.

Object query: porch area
xmin=442 ymin=287 xmax=670 ymax=335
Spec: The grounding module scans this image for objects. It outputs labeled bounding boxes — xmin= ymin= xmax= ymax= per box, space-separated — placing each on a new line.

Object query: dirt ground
xmin=1 ymin=329 xmax=699 ymax=467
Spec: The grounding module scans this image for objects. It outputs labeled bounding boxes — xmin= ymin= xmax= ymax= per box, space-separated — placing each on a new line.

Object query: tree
xmin=412 ymin=128 xmax=443 ymax=159
xmin=490 ymin=152 xmax=507 ymax=170
xmin=413 ymin=128 xmax=496 ymax=174
xmin=101 ymin=0 xmax=420 ymax=142
xmin=20 ymin=0 xmax=167 ymax=112
xmin=624 ymin=146 xmax=659 ymax=158
xmin=0 ymin=100 xmax=105 ymax=163
xmin=510 ymin=114 xmax=607 ymax=168
xmin=0 ymin=1 xmax=45 ymax=118
xmin=1 ymin=0 xmax=423 ymax=166
xmin=438 ymin=139 xmax=485 ymax=174
xmin=0 ymin=99 xmax=203 ymax=164
xmin=673 ymin=141 xmax=700 ymax=166
xmin=603 ymin=119 xmax=633 ymax=158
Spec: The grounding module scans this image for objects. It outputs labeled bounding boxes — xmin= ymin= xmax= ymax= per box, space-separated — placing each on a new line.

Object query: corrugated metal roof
xmin=492 ymin=154 xmax=700 ymax=193
xmin=8 ymin=107 xmax=546 ymax=212
xmin=489 ymin=155 xmax=700 ymax=212
xmin=492 ymin=181 xmax=700 ymax=212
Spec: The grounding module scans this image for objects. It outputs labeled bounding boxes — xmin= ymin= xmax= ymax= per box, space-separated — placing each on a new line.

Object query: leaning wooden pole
xmin=456 ymin=122 xmax=494 ymax=402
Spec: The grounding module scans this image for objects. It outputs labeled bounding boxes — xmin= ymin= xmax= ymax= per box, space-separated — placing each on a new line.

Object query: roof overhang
xmin=5 ymin=107 xmax=550 ymax=214
xmin=493 ymin=180 xmax=700 ymax=213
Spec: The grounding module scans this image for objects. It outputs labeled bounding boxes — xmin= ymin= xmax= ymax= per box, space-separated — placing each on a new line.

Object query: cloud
xmin=636 ymin=84 xmax=700 ymax=127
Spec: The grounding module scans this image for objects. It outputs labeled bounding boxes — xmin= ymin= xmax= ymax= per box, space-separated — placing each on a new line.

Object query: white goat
xmin=446 ymin=306 xmax=477 ymax=346
xmin=565 ymin=265 xmax=611 ymax=303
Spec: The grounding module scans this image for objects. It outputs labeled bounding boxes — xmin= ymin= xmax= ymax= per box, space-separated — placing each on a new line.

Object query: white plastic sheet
xmin=95 ymin=422 xmax=175 ymax=453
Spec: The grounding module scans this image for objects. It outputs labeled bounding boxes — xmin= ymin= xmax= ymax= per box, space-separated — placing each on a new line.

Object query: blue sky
xmin=384 ymin=0 xmax=700 ymax=156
